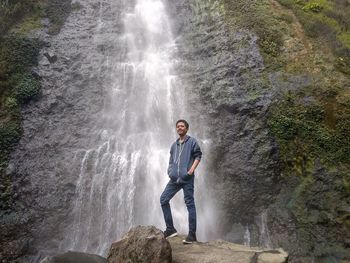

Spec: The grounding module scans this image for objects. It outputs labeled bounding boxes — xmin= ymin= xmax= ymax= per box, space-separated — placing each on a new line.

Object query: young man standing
xmin=160 ymin=119 xmax=202 ymax=244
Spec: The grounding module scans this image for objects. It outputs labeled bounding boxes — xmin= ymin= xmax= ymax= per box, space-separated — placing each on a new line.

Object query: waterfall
xmin=258 ymin=210 xmax=273 ymax=249
xmin=243 ymin=225 xmax=251 ymax=247
xmin=57 ymin=0 xmax=214 ymax=256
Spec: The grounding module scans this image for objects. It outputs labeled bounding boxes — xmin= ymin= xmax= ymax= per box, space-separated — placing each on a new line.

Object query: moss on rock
xmin=268 ymin=92 xmax=350 ymax=167
xmin=0 ymin=1 xmax=72 ymax=261
xmin=217 ymin=0 xmax=350 ymax=261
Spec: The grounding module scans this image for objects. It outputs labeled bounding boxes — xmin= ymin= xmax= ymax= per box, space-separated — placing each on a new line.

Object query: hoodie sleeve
xmin=192 ymin=139 xmax=202 ymax=161
xmin=168 ymin=145 xmax=174 ymax=165
xmin=167 ymin=144 xmax=174 ymax=175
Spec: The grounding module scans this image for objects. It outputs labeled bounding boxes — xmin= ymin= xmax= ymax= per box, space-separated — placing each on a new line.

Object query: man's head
xmin=176 ymin=119 xmax=189 ymax=137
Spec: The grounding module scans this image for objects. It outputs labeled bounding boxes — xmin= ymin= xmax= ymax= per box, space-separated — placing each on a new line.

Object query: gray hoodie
xmin=167 ymin=135 xmax=202 ymax=184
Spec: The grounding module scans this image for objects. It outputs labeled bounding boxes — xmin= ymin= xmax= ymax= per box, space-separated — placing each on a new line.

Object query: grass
xmin=276 ymin=0 xmax=350 ymax=74
xmin=220 ymin=0 xmax=285 ymax=65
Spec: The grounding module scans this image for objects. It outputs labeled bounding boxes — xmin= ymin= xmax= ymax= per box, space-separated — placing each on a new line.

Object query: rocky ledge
xmin=169 ymin=236 xmax=288 ymax=263
xmin=42 ymin=226 xmax=288 ymax=263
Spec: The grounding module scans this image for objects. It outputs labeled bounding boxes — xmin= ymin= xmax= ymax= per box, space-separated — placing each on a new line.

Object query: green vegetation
xmin=0 ymin=0 xmax=72 ymax=35
xmin=216 ymin=0 xmax=350 ymax=260
xmin=0 ymin=2 xmax=71 ymax=261
xmin=0 ymin=0 xmax=71 ymax=212
xmin=302 ymin=2 xmax=324 ymax=13
xmin=0 ymin=34 xmax=41 ymax=211
xmin=0 ymin=34 xmax=41 ymax=149
xmin=45 ymin=0 xmax=72 ymax=34
xmin=220 ymin=0 xmax=285 ymax=66
xmin=268 ymin=91 xmax=350 ymax=169
xmin=276 ymin=0 xmax=350 ymax=74
xmin=0 ymin=0 xmax=39 ymax=36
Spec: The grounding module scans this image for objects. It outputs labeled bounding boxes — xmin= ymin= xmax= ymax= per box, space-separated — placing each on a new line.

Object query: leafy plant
xmin=0 ymin=122 xmax=21 ymax=157
xmin=13 ymin=73 xmax=40 ymax=103
xmin=302 ymin=2 xmax=323 ymax=13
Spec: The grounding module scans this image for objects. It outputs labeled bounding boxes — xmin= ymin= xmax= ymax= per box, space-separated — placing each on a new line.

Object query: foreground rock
xmin=107 ymin=226 xmax=287 ymax=263
xmin=107 ymin=226 xmax=172 ymax=263
xmin=40 ymin=251 xmax=106 ymax=263
xmin=169 ymin=236 xmax=288 ymax=263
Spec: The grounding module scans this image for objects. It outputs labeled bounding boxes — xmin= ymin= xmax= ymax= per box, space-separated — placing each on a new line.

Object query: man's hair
xmin=176 ymin=119 xmax=189 ymax=129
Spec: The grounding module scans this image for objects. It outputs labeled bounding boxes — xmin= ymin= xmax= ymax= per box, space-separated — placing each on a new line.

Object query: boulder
xmin=39 ymin=251 xmax=106 ymax=263
xmin=107 ymin=225 xmax=172 ymax=263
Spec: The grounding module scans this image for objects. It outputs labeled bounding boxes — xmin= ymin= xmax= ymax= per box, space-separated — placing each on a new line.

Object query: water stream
xmin=58 ymin=0 xmax=214 ymax=256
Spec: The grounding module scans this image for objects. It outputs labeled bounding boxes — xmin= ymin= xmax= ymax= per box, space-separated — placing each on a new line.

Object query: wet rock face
xmin=165 ymin=1 xmax=350 ymax=262
xmin=5 ymin=0 xmax=124 ymax=261
xmin=107 ymin=226 xmax=172 ymax=263
xmin=166 ymin=0 xmax=282 ymax=242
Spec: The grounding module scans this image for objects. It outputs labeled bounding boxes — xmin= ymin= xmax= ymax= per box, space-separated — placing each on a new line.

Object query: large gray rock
xmin=40 ymin=251 xmax=106 ymax=263
xmin=107 ymin=226 xmax=172 ymax=263
xmin=169 ymin=236 xmax=288 ymax=263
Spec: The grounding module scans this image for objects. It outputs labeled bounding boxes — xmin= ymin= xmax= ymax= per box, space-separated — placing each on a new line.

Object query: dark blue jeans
xmin=160 ymin=179 xmax=196 ymax=234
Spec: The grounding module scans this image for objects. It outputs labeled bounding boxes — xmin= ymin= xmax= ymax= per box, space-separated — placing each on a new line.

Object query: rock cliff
xmin=1 ymin=0 xmax=349 ymax=262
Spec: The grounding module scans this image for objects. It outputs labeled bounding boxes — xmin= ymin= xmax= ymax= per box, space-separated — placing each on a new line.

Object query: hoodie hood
xmin=175 ymin=134 xmax=191 ymax=145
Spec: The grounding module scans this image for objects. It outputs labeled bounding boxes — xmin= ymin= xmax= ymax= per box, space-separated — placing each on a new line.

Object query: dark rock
xmin=41 ymin=18 xmax=50 ymax=27
xmin=107 ymin=226 xmax=172 ymax=263
xmin=44 ymin=51 xmax=58 ymax=63
xmin=40 ymin=251 xmax=106 ymax=263
xmin=41 ymin=56 xmax=51 ymax=66
xmin=5 ymin=163 xmax=15 ymax=176
xmin=167 ymin=0 xmax=281 ymax=242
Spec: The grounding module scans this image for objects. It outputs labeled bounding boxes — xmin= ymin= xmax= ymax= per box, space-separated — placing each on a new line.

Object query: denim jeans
xmin=160 ymin=179 xmax=196 ymax=234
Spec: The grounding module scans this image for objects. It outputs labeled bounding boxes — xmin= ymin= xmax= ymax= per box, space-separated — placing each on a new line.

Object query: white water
xmin=59 ymin=0 xmax=215 ymax=256
xmin=243 ymin=225 xmax=251 ymax=247
xmin=258 ymin=210 xmax=273 ymax=249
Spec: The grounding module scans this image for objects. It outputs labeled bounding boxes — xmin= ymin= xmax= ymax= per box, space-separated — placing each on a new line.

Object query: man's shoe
xmin=182 ymin=232 xmax=197 ymax=244
xmin=163 ymin=229 xmax=178 ymax=239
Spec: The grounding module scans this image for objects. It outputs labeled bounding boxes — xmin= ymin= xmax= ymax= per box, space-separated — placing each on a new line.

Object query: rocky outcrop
xmin=107 ymin=226 xmax=288 ymax=263
xmin=169 ymin=237 xmax=288 ymax=263
xmin=40 ymin=251 xmax=106 ymax=263
xmin=107 ymin=226 xmax=172 ymax=263
xmin=166 ymin=0 xmax=282 ymax=244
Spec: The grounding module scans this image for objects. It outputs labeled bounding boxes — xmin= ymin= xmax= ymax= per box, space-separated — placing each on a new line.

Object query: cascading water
xmin=57 ymin=0 xmax=215 ymax=256
xmin=258 ymin=210 xmax=273 ymax=249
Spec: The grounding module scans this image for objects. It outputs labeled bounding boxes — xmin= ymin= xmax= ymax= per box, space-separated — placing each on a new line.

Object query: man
xmin=160 ymin=119 xmax=202 ymax=244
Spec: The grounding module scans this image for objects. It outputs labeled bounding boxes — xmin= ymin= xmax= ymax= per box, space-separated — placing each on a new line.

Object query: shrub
xmin=4 ymin=97 xmax=18 ymax=110
xmin=45 ymin=0 xmax=72 ymax=34
xmin=301 ymin=16 xmax=337 ymax=39
xmin=0 ymin=122 xmax=21 ymax=157
xmin=0 ymin=34 xmax=40 ymax=76
xmin=13 ymin=73 xmax=40 ymax=103
xmin=335 ymin=54 xmax=350 ymax=75
xmin=326 ymin=9 xmax=350 ymax=31
xmin=268 ymin=94 xmax=350 ymax=166
xmin=0 ymin=0 xmax=37 ymax=35
xmin=279 ymin=13 xmax=294 ymax=24
xmin=258 ymin=28 xmax=283 ymax=57
xmin=302 ymin=2 xmax=323 ymax=13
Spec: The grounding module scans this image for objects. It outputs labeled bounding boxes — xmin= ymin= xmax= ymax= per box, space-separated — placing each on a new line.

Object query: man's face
xmin=176 ymin=122 xmax=188 ymax=136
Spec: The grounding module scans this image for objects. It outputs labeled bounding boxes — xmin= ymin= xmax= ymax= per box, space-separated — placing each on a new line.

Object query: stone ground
xmin=169 ymin=235 xmax=288 ymax=263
